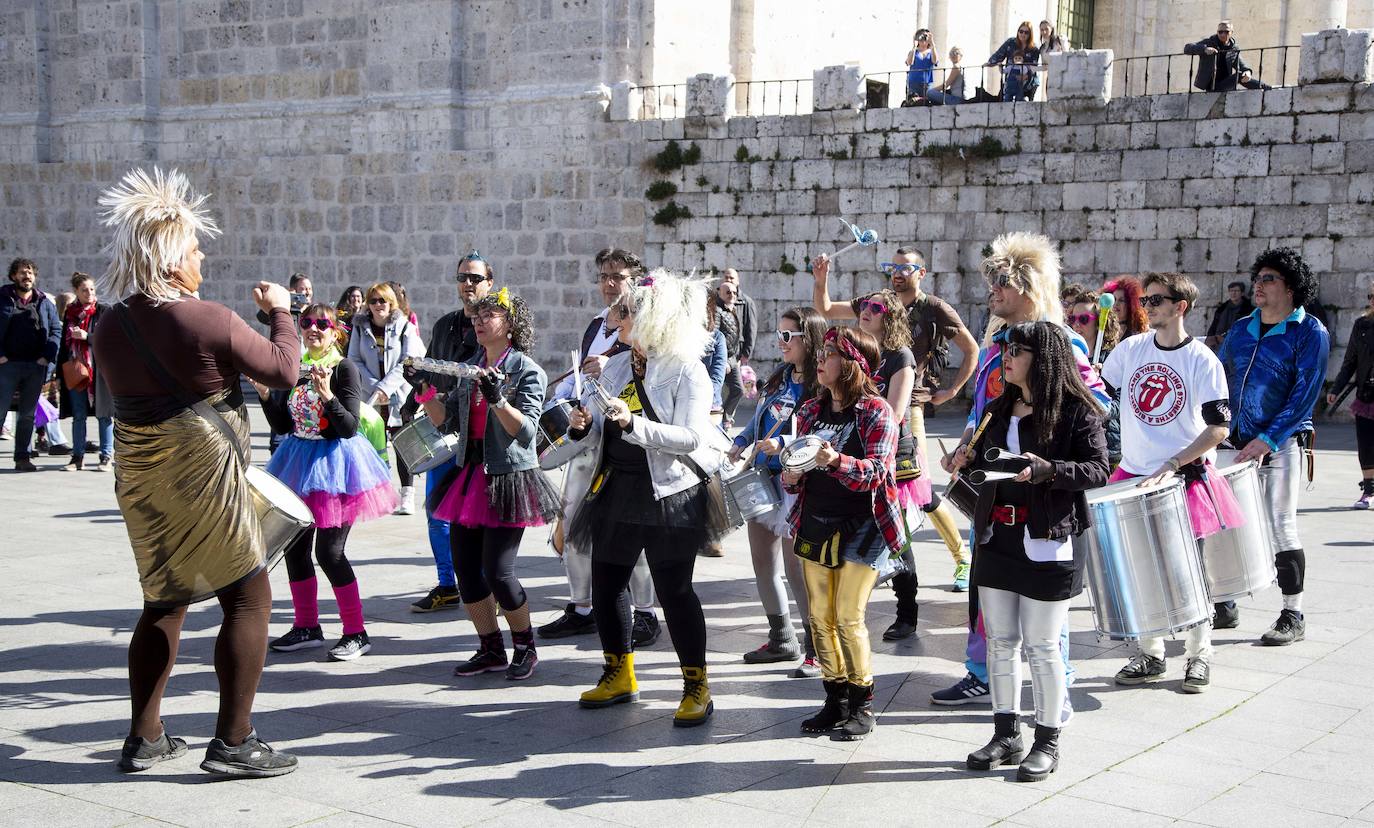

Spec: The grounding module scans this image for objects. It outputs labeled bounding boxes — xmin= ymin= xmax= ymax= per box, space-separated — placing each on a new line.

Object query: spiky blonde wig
xmin=98 ymin=167 xmax=220 ymax=303
xmin=980 ymin=231 xmax=1063 ymax=344
xmin=627 ymin=268 xmax=710 ymax=363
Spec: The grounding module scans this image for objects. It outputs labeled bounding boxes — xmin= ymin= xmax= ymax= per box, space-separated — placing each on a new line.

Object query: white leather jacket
xmin=540 ymin=351 xmax=730 ymax=500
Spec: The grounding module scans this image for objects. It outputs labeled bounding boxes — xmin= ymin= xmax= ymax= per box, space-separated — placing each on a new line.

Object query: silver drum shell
xmin=1082 ymin=479 xmax=1210 ymax=640
xmin=725 ymin=467 xmax=782 ymax=522
xmin=392 ymin=417 xmax=463 ymax=475
xmin=1202 ymin=460 xmax=1278 ymax=601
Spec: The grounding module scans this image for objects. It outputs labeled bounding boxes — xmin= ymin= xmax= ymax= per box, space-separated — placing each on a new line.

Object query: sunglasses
xmin=456 ymin=273 xmax=488 ymax=285
xmin=776 ymin=329 xmax=804 ymax=343
xmin=1068 ymin=312 xmax=1097 ymax=326
xmin=1252 ymin=273 xmax=1281 ymax=285
xmin=880 ymin=263 xmax=920 ymax=278
xmin=300 ymin=317 xmax=334 ymax=331
xmin=611 ymin=303 xmax=632 ymax=319
xmin=1001 ymin=343 xmax=1035 ymax=358
xmin=367 ymin=297 xmax=390 ymax=306
xmin=1138 ymin=294 xmax=1180 ymax=308
xmin=859 ymin=299 xmax=890 ymax=315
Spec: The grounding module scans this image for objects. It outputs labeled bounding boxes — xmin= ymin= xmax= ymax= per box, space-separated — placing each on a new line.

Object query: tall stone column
xmin=729 ymin=0 xmax=755 ymax=112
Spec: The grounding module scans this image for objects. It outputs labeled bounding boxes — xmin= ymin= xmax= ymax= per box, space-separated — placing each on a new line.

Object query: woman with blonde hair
xmin=91 ymin=167 xmax=300 ymax=776
xmin=547 ymin=269 xmax=732 ymax=727
xmin=347 ymin=281 xmax=425 ymax=513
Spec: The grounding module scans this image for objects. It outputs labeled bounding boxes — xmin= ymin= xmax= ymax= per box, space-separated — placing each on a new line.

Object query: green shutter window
xmin=1056 ymin=0 xmax=1095 ymax=49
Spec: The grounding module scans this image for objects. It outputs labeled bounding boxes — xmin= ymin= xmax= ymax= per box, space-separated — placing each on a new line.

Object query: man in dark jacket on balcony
xmin=1185 ymin=21 xmax=1268 ymax=92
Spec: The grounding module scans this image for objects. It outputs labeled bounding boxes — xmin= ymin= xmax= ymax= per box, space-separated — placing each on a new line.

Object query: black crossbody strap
xmin=113 ymin=303 xmax=248 ymax=464
xmin=633 ymin=376 xmax=711 ymax=485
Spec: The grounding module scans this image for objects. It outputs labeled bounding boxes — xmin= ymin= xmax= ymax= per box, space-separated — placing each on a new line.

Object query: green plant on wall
xmin=652 ymin=200 xmax=693 ymax=227
xmin=652 ymin=140 xmax=704 ymax=173
xmin=778 ymin=254 xmax=797 ymax=276
xmin=921 ymin=136 xmax=1017 ymax=160
xmin=645 ymin=180 xmax=678 ymax=201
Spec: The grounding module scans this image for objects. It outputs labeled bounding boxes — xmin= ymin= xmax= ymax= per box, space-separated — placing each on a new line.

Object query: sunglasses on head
xmin=456 ymin=273 xmax=488 ymax=285
xmin=1068 ymin=312 xmax=1097 ymax=326
xmin=1138 ymin=294 xmax=1180 ymax=308
xmin=859 ymin=298 xmax=890 ymax=315
xmin=776 ymin=329 xmax=803 ymax=343
xmin=880 ymin=263 xmax=920 ymax=278
xmin=300 ymin=317 xmax=334 ymax=331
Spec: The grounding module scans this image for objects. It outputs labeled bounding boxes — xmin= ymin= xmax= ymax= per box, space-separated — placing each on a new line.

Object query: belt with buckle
xmin=990 ymin=505 xmax=1027 ymax=526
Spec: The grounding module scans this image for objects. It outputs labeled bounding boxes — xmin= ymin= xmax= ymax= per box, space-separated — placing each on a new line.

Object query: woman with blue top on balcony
xmin=987 ymin=21 xmax=1040 ymax=102
xmin=904 ymin=29 xmax=939 ymax=101
xmin=729 ymin=305 xmax=827 ymax=676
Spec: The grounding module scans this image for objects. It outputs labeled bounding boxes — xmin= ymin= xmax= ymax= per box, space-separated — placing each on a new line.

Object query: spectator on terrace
xmin=1205 ymin=281 xmax=1252 ymax=350
xmin=987 ymin=21 xmax=1039 ymax=101
xmin=905 ymin=29 xmax=939 ymax=101
xmin=1185 ymin=20 xmax=1269 ymax=92
xmin=925 ymin=47 xmax=968 ymax=106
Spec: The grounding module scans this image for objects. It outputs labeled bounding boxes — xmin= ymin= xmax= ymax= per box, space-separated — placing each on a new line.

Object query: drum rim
xmin=780 ymin=435 xmax=825 ymax=468
xmin=1087 ymin=476 xmax=1185 ymax=504
xmin=246 ymin=466 xmax=314 ymax=522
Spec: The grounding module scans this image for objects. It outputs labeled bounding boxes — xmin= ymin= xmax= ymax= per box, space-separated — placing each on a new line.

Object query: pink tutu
xmin=1109 ymin=461 xmax=1245 ymax=540
xmin=302 ymin=486 xmax=399 ymax=529
xmin=896 ymin=443 xmax=934 ymax=508
xmin=432 ymin=462 xmax=557 ymax=528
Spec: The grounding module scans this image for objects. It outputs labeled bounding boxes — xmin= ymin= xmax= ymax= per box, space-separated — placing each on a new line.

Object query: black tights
xmin=591 ymin=525 xmax=706 ymax=668
xmin=127 ymin=570 xmax=271 ymax=745
xmin=1357 ymin=414 xmax=1374 ymax=470
xmin=284 ymin=526 xmax=355 ymax=587
xmin=450 ymin=523 xmax=527 ymax=611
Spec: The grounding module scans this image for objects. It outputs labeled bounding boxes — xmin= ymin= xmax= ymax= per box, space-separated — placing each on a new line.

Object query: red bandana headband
xmin=824 ymin=328 xmax=874 ymax=378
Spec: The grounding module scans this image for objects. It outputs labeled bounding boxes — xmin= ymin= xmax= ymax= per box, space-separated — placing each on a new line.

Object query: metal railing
xmin=1112 ymin=45 xmax=1298 ymax=97
xmin=632 ymin=83 xmax=687 ymax=120
xmin=733 ymin=78 xmax=814 ymax=117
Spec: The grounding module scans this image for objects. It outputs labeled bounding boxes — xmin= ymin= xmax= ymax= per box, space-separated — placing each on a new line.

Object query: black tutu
xmin=567 ymin=466 xmax=724 ymax=564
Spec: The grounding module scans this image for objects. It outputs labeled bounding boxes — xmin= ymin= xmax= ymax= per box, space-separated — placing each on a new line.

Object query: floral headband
xmin=823 ymin=328 xmax=874 ymax=378
xmin=494 ymin=286 xmax=512 ymax=312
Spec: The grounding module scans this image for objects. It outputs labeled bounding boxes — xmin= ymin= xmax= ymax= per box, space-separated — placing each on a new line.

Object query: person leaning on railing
xmin=925 ymin=47 xmax=967 ymax=106
xmin=986 ymin=21 xmax=1040 ymax=102
xmin=1184 ymin=20 xmax=1270 ymax=92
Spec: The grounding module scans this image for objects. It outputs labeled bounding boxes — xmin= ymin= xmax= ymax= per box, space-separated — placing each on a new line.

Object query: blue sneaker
xmin=931 ymin=672 xmax=991 ymax=706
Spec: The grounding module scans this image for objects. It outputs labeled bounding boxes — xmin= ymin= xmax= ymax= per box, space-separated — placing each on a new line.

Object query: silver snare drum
xmin=246 ymin=466 xmax=314 ymax=570
xmin=780 ymin=435 xmax=826 ymax=473
xmin=1082 ymin=478 xmax=1210 ymax=641
xmin=725 ymin=467 xmax=782 ymax=523
xmin=392 ymin=416 xmax=462 ymax=474
xmin=1201 ymin=461 xmax=1277 ymax=601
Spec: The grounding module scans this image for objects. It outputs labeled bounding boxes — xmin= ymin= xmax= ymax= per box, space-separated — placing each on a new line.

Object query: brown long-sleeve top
xmin=92 ymin=293 xmax=299 ymax=421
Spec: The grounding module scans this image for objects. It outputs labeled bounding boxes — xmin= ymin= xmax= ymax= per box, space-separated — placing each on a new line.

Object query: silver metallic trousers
xmin=980 ymin=586 xmax=1071 ymax=728
xmin=1260 ymin=438 xmax=1303 ymax=554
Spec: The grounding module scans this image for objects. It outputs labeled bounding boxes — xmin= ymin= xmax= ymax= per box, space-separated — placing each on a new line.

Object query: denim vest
xmin=441 ymin=349 xmax=546 ymax=475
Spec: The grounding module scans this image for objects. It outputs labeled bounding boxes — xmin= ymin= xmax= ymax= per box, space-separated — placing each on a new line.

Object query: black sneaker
xmin=931 ymin=672 xmax=991 ymax=706
xmin=1213 ymin=601 xmax=1239 ymax=629
xmin=538 ymin=603 xmax=596 ymax=639
xmin=632 ymin=611 xmax=661 ymax=647
xmin=1182 ymin=657 xmax=1210 ymax=694
xmin=411 ymin=585 xmax=462 ymax=613
xmin=506 ymin=647 xmax=538 ymax=681
xmin=200 ymin=729 xmax=298 ymax=778
xmin=453 ymin=648 xmax=508 ymax=677
xmin=14 ymin=457 xmax=38 ymax=472
xmin=47 ymin=443 xmax=72 ymax=457
xmin=269 ymin=626 xmax=325 ymax=652
xmin=1260 ymin=609 xmax=1305 ymax=646
xmin=328 ymin=631 xmax=371 ymax=661
xmin=882 ymin=618 xmax=917 ymax=641
xmin=117 ymin=726 xmax=188 ymax=772
xmin=1114 ymin=653 xmax=1167 ymax=685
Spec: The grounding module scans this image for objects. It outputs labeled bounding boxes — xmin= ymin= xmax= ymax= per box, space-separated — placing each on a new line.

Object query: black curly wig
xmin=473 ymin=291 xmax=535 ymax=353
xmin=1249 ymin=247 xmax=1317 ymax=309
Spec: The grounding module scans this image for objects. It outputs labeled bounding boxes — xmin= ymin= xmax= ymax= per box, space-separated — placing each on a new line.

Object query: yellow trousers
xmin=802 ymin=558 xmax=878 ymax=686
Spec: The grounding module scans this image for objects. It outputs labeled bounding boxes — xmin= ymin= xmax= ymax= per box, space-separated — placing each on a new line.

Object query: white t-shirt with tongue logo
xmin=1102 ymin=332 xmax=1230 ymax=477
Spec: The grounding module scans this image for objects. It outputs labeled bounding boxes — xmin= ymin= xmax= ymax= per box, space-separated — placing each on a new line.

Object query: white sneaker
xmin=394 ymin=486 xmax=415 ymax=515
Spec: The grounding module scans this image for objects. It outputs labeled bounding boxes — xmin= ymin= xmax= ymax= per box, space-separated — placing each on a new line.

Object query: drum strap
xmin=113 ymin=304 xmax=248 ymax=465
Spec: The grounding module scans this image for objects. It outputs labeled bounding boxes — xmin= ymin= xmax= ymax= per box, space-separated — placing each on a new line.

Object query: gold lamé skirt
xmin=114 ymin=392 xmax=265 ymax=608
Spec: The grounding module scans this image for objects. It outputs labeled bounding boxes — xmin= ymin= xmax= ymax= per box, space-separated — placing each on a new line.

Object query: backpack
xmin=907 ymin=296 xmax=950 ymax=388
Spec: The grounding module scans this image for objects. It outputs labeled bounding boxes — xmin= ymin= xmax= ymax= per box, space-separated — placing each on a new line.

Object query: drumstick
xmin=1093 ymin=292 xmax=1115 ymax=364
xmin=739 ymin=411 xmax=792 ymax=468
xmin=546 ymin=341 xmax=629 ymax=391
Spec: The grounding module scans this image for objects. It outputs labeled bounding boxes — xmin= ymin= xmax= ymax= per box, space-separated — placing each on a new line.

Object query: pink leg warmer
xmin=290 ymin=577 xmax=319 ymax=629
xmin=332 ymin=580 xmax=366 ymax=635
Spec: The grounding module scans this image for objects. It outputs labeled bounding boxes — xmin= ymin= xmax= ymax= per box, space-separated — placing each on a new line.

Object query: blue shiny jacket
xmin=1218 ymin=307 xmax=1329 ymax=451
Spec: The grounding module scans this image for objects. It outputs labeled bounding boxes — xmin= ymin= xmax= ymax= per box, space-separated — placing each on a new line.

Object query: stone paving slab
xmin=1 ymin=411 xmax=1373 ymax=825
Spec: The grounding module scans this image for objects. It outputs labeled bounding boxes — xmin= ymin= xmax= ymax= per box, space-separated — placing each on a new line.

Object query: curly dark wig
xmin=988 ymin=321 xmax=1101 ymax=450
xmin=1249 ymin=247 xmax=1317 ymax=309
xmin=473 ymin=291 xmax=535 ymax=353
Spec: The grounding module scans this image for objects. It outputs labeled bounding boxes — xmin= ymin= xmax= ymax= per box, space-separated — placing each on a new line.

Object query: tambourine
xmin=780 ymin=435 xmax=827 ymax=473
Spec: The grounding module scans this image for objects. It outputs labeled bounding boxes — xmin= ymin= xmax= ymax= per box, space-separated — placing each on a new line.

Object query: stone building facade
xmin=0 ymin=2 xmax=1372 ymax=375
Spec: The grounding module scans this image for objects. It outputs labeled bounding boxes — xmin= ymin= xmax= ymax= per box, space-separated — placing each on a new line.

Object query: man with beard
xmin=409 ymin=250 xmax=493 ymax=613
xmin=0 ymin=258 xmax=61 ymax=471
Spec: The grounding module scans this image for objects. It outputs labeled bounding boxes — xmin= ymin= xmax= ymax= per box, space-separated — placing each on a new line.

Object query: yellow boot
xmin=579 ymin=652 xmax=639 ymax=708
xmin=673 ymin=665 xmax=713 ymax=727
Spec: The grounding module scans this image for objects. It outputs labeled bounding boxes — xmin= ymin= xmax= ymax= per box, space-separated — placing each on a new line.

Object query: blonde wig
xmin=98 ymin=168 xmax=219 ymax=303
xmin=626 ymin=268 xmax=710 ymax=363
xmin=980 ymin=231 xmax=1063 ymax=344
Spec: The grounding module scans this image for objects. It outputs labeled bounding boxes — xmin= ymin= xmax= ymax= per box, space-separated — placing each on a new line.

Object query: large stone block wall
xmin=634 ymin=83 xmax=1374 ymax=373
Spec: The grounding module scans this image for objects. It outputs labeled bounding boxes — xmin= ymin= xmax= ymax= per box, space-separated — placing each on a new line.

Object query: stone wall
xmin=633 ymin=81 xmax=1374 ymax=374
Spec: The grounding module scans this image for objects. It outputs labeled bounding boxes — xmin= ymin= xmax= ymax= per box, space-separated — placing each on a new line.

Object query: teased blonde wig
xmin=627 ymin=268 xmax=710 ymax=363
xmin=980 ymin=231 xmax=1063 ymax=344
xmin=98 ymin=167 xmax=220 ymax=302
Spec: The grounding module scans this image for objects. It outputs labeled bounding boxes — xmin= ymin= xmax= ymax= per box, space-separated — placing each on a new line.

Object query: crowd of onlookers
xmin=899 ymin=18 xmax=1267 ymax=106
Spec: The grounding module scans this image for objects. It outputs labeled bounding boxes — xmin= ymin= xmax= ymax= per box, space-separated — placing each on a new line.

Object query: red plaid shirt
xmin=784 ymin=395 xmax=902 ymax=555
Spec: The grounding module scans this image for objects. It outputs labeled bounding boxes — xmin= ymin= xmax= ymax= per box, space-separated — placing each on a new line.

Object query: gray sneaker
xmin=1114 ymin=653 xmax=1166 ymax=685
xmin=117 ymin=726 xmax=188 ymax=772
xmin=200 ymin=729 xmax=298 ymax=778
xmin=1182 ymin=657 xmax=1210 ymax=694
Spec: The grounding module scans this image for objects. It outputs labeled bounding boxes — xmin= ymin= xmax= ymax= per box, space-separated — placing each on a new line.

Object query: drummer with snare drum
xmin=1101 ymin=272 xmax=1236 ymax=694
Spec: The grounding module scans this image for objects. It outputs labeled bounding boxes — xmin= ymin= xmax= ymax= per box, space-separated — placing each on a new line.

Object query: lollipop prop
xmin=820 ymin=217 xmax=880 ymax=264
xmin=1092 ymin=292 xmax=1115 ymax=364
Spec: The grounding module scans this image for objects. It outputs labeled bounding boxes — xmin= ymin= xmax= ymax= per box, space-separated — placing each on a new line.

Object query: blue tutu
xmin=266 ymin=434 xmax=398 ymax=528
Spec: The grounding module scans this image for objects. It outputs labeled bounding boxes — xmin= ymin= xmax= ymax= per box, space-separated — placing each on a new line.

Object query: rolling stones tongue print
xmin=1127 ymin=362 xmax=1187 ymax=425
